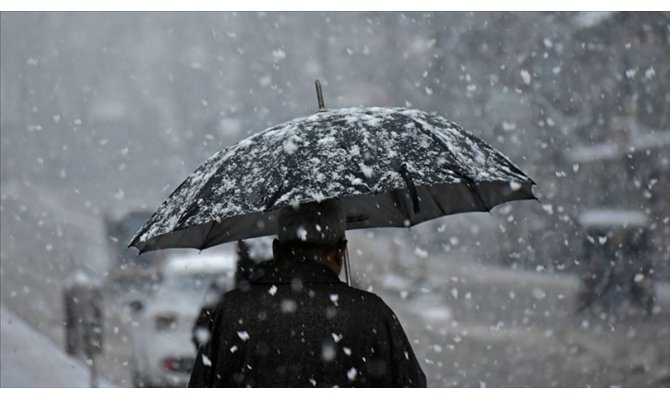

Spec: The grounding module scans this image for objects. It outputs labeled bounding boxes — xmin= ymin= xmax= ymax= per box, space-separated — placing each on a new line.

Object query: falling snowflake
xmin=532 ymin=287 xmax=547 ymax=300
xmin=502 ymin=121 xmax=516 ymax=131
xmin=321 ymin=343 xmax=336 ymax=361
xmin=645 ymin=67 xmax=656 ymax=79
xmin=272 ymin=48 xmax=286 ymax=61
xmin=347 ymin=367 xmax=357 ymax=381
xmin=296 ymin=226 xmax=308 ymax=241
xmin=414 ymin=247 xmax=428 ymax=258
xmin=237 ymin=331 xmax=250 ymax=341
xmin=201 ymin=354 xmax=212 ymax=367
xmin=268 ymin=285 xmax=277 ymax=296
xmin=194 ymin=327 xmax=211 ymax=344
xmin=281 ymin=299 xmax=297 ymax=313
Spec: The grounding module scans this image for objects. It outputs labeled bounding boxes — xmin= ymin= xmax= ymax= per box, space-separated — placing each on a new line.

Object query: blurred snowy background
xmin=1 ymin=12 xmax=669 ymax=387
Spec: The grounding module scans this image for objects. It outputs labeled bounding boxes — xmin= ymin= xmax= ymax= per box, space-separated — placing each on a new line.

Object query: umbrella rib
xmin=198 ymin=221 xmax=217 ymax=250
xmin=264 ymin=182 xmax=285 ymax=212
xmin=398 ymin=164 xmax=421 ymax=214
xmin=412 ymin=121 xmax=490 ymax=211
xmin=427 ymin=185 xmax=449 ymax=216
xmin=390 ymin=188 xmax=412 ymax=225
xmin=464 ymin=180 xmax=490 ymax=212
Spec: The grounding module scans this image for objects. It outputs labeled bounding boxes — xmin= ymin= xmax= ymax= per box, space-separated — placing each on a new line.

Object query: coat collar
xmin=252 ymin=260 xmax=343 ymax=284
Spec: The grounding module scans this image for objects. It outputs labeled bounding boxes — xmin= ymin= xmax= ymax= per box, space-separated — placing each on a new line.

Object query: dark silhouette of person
xmin=188 ymin=200 xmax=426 ymax=387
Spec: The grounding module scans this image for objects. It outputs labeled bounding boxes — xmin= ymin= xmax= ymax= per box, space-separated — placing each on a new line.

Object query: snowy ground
xmin=379 ymin=259 xmax=670 ymax=387
xmin=0 ymin=304 xmax=113 ymax=387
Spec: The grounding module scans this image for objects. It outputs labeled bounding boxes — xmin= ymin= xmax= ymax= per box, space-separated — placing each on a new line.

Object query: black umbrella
xmin=130 ymin=82 xmax=536 ymax=278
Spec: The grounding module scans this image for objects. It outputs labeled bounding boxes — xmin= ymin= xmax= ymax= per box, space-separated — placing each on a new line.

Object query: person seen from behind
xmin=188 ymin=199 xmax=426 ymax=387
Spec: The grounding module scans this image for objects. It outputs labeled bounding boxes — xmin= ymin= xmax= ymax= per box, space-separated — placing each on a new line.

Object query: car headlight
xmin=155 ymin=314 xmax=178 ymax=331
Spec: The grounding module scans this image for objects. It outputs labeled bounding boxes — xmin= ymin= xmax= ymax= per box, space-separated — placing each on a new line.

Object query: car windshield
xmin=161 ymin=273 xmax=219 ymax=294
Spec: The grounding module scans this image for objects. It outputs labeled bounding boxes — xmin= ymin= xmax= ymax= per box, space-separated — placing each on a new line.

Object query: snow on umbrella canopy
xmin=129 ymin=106 xmax=536 ymax=253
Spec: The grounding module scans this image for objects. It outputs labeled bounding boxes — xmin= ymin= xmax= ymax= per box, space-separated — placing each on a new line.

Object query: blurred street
xmin=2 ymin=243 xmax=668 ymax=387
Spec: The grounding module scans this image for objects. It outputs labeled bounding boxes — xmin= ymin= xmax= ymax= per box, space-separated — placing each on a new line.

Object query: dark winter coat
xmin=188 ymin=260 xmax=426 ymax=388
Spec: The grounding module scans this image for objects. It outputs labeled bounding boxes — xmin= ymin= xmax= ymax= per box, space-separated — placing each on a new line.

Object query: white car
xmin=129 ymin=252 xmax=236 ymax=387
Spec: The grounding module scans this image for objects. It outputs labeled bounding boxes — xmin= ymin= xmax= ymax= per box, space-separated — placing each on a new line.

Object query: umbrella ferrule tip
xmin=315 ymin=80 xmax=326 ymax=112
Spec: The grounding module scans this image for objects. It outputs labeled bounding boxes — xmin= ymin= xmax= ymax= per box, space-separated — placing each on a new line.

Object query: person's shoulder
xmin=217 ymin=287 xmax=253 ymax=303
xmin=342 ymin=286 xmax=394 ymax=312
xmin=344 ymin=286 xmax=381 ymax=300
xmin=217 ymin=283 xmax=277 ymax=304
xmin=208 ymin=287 xmax=256 ymax=321
xmin=351 ymin=287 xmax=405 ymax=322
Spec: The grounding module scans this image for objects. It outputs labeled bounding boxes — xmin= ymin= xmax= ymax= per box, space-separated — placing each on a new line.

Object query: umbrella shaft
xmin=344 ymin=247 xmax=351 ymax=286
xmin=315 ymin=80 xmax=326 ymax=112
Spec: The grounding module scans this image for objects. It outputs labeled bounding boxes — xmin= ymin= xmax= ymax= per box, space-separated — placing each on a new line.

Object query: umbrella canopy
xmin=130 ymin=106 xmax=535 ymax=254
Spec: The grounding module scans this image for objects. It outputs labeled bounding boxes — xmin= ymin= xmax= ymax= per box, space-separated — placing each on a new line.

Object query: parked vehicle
xmin=577 ymin=209 xmax=654 ymax=314
xmin=129 ymin=251 xmax=236 ymax=387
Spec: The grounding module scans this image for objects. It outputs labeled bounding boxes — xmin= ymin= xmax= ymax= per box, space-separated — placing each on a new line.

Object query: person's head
xmin=273 ymin=200 xmax=347 ymax=274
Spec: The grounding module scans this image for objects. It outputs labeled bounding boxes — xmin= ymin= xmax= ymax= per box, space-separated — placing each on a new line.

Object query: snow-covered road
xmin=0 ymin=304 xmax=113 ymax=387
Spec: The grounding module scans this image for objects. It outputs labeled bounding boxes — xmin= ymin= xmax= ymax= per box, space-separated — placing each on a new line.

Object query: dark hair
xmin=276 ymin=200 xmax=346 ymax=246
xmin=272 ymin=238 xmax=347 ymax=264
